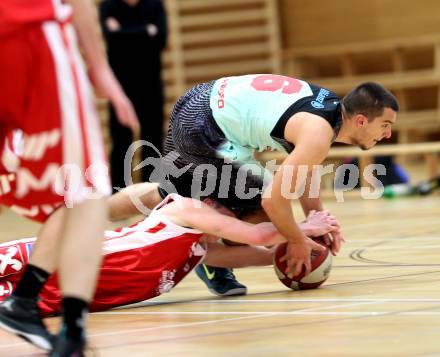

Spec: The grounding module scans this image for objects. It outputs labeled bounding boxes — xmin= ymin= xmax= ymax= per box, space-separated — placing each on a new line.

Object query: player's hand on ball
xmin=307 ymin=210 xmax=344 ymax=256
xmin=325 ymin=230 xmax=345 ymax=256
xmin=281 ymin=236 xmax=326 ymax=276
xmin=321 ymin=211 xmax=344 ymax=255
xmin=304 ymin=210 xmax=340 ymax=237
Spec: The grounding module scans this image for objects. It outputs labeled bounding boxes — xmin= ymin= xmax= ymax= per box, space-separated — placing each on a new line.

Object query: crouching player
xmin=0 ymin=193 xmax=339 ymax=314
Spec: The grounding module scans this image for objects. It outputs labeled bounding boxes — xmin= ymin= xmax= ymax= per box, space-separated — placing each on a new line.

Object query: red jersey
xmin=0 ymin=10 xmax=111 ymax=215
xmin=0 ymin=0 xmax=72 ymax=36
xmin=0 ymin=195 xmax=206 ymax=315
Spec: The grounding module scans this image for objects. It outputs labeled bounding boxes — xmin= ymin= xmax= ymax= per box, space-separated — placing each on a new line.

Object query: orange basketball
xmin=273 ymin=237 xmax=332 ymax=290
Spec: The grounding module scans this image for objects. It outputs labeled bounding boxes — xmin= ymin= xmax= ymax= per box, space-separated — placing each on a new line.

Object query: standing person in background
xmin=100 ymin=0 xmax=168 ymax=191
xmin=0 ymin=0 xmax=139 ymax=355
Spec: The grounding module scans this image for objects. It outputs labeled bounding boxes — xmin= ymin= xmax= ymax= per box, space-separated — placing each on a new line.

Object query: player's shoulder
xmin=306 ymin=82 xmax=340 ymax=103
xmin=285 ymin=82 xmax=341 ymax=134
xmin=284 ymin=111 xmax=336 ymax=146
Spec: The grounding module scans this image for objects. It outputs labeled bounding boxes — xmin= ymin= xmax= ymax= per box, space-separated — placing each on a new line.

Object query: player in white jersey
xmin=0 ymin=191 xmax=339 ymax=315
xmin=115 ymin=75 xmax=399 ymax=296
xmin=110 ymin=76 xmax=399 ymax=296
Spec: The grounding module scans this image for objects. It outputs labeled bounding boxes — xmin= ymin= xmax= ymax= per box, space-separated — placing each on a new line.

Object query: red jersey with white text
xmin=0 ymin=195 xmax=206 ymax=315
xmin=0 ymin=11 xmax=111 ymax=216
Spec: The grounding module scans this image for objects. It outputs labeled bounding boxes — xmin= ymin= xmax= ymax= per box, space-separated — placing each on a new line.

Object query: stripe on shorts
xmin=41 ymin=21 xmax=110 ymax=200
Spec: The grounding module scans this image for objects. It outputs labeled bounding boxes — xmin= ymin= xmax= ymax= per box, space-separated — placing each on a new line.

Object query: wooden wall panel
xmin=279 ymin=0 xmax=440 ymax=48
xmin=162 ymin=0 xmax=281 ymax=116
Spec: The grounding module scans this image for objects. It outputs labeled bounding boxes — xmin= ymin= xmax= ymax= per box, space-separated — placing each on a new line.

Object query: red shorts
xmin=0 ymin=222 xmax=206 ymax=315
xmin=0 ymin=20 xmax=110 ymax=222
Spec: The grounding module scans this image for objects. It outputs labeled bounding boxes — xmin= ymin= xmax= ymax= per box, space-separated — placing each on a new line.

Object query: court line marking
xmin=94 ymin=311 xmax=440 ymax=316
xmin=118 ymin=297 xmax=440 ymax=308
xmin=345 ymin=244 xmax=440 ymax=250
xmin=90 ymin=301 xmax=377 ymax=337
xmin=343 ymin=238 xmax=440 ymax=244
xmin=95 ymin=301 xmax=379 ymax=316
xmin=96 ymin=304 xmax=440 ymax=350
xmin=335 ymin=264 xmax=440 ymax=267
xmin=184 ymin=298 xmax=440 ymax=303
xmin=327 ymin=269 xmax=440 ymax=287
xmin=1 ymin=300 xmax=436 ymax=349
xmin=0 ymin=301 xmax=375 ymax=349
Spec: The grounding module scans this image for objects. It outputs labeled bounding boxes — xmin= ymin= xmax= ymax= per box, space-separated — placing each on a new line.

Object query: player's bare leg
xmin=0 ymin=198 xmax=106 ymax=352
xmin=58 ymin=198 xmax=106 ymax=299
xmin=28 ymin=208 xmax=66 ymax=273
xmin=48 ymin=197 xmax=106 ymax=357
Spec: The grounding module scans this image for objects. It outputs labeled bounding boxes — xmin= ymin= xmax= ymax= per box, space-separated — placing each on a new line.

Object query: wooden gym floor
xmin=0 ymin=193 xmax=439 ymax=356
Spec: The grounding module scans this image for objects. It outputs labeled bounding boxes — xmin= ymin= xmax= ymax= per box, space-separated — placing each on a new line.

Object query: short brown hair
xmin=342 ymin=82 xmax=399 ymax=120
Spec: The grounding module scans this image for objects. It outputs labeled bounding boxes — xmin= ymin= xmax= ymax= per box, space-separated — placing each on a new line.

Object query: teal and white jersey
xmin=209 ymin=74 xmax=341 ymax=165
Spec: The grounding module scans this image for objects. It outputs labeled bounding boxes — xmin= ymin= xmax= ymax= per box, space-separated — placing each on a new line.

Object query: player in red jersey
xmin=0 ymin=192 xmax=338 ymax=315
xmin=0 ymin=0 xmax=139 ymax=355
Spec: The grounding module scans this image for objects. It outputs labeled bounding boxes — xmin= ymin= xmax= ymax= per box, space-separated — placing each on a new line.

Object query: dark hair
xmin=342 ymin=82 xmax=399 ymax=121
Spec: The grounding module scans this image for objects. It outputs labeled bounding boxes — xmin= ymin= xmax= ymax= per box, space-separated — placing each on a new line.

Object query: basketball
xmin=273 ymin=237 xmax=332 ymax=290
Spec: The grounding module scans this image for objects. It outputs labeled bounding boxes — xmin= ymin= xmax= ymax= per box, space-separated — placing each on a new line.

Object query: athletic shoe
xmin=0 ymin=295 xmax=54 ymax=350
xmin=195 ymin=265 xmax=247 ymax=296
xmin=50 ymin=331 xmax=86 ymax=357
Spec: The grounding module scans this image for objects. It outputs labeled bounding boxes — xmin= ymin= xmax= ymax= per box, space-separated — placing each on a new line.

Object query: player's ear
xmin=355 ymin=114 xmax=368 ymax=128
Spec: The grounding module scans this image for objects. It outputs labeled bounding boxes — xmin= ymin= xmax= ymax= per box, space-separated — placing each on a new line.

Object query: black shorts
xmin=157 ymin=81 xmax=266 ymax=212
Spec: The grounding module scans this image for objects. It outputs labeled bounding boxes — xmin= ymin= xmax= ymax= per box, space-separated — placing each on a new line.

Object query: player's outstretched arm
xmin=202 ymin=209 xmax=342 ymax=269
xmin=108 ymin=183 xmax=162 ymax=221
xmin=164 ymin=198 xmax=280 ymax=246
xmin=161 ymin=197 xmax=338 ymax=247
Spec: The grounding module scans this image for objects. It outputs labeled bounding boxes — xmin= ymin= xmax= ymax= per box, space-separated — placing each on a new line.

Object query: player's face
xmin=356 ymin=108 xmax=397 ymax=150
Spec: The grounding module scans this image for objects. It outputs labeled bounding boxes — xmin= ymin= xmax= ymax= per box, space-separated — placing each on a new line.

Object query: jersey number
xmin=251 ymin=74 xmax=302 ymax=94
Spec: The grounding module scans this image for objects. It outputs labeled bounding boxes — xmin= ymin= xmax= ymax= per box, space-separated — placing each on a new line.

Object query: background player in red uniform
xmin=0 ymin=192 xmax=339 ymax=315
xmin=0 ymin=0 xmax=139 ymax=355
